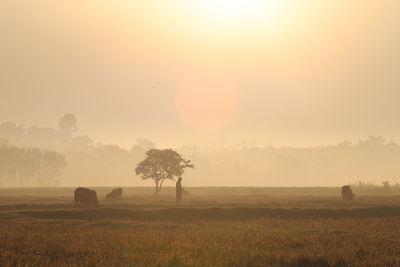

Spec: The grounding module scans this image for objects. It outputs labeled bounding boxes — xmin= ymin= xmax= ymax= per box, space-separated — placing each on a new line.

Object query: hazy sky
xmin=1 ymin=1 xmax=399 ymax=148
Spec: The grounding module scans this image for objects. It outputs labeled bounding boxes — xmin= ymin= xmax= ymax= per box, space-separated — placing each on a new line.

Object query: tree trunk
xmin=159 ymin=178 xmax=166 ymax=192
xmin=155 ymin=181 xmax=160 ymax=195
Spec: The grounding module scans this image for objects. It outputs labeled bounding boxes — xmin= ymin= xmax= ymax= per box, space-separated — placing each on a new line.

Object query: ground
xmin=0 ymin=187 xmax=399 ymax=266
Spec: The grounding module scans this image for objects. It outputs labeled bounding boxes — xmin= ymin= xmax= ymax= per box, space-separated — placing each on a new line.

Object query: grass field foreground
xmin=0 ymin=188 xmax=399 ymax=266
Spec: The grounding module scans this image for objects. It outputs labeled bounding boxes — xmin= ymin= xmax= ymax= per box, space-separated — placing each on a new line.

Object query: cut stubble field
xmin=0 ymin=187 xmax=400 ymax=267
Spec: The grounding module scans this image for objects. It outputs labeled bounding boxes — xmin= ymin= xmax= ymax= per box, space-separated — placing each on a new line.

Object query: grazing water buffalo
xmin=341 ymin=185 xmax=355 ymax=201
xmin=74 ymin=187 xmax=99 ymax=207
xmin=106 ymin=188 xmax=123 ymax=200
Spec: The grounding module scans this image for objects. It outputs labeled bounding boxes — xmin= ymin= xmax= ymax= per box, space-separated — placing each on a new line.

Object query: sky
xmin=1 ymin=0 xmax=400 ymax=149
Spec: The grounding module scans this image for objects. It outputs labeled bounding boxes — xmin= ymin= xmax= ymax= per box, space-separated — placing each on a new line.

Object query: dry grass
xmin=0 ymin=188 xmax=400 ymax=266
xmin=1 ymin=218 xmax=400 ymax=267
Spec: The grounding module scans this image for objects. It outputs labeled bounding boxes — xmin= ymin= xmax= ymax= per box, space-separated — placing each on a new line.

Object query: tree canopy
xmin=59 ymin=113 xmax=78 ymax=136
xmin=135 ymin=149 xmax=194 ymax=195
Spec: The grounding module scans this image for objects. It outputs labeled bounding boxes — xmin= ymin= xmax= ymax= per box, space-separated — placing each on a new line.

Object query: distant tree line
xmin=2 ymin=115 xmax=400 ymax=187
xmin=0 ymin=145 xmax=67 ymax=187
xmin=350 ymin=181 xmax=400 ymax=195
xmin=0 ymin=117 xmax=158 ymax=187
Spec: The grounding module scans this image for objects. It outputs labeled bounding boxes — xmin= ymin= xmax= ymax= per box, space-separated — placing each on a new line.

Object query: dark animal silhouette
xmin=341 ymin=185 xmax=355 ymax=201
xmin=74 ymin=187 xmax=99 ymax=207
xmin=106 ymin=188 xmax=123 ymax=199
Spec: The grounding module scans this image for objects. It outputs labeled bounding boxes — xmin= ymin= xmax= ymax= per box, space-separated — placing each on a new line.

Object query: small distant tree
xmin=135 ymin=149 xmax=194 ymax=195
xmin=59 ymin=113 xmax=78 ymax=136
xmin=382 ymin=181 xmax=391 ymax=194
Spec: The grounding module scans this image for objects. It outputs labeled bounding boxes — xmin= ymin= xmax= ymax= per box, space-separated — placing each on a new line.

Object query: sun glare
xmin=176 ymin=77 xmax=239 ymax=132
xmin=187 ymin=0 xmax=286 ymax=28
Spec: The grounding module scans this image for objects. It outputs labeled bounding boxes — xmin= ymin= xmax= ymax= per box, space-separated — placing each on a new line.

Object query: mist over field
xmin=1 ymin=120 xmax=400 ymax=187
xmin=0 ymin=1 xmax=400 ymax=190
xmin=1 ymin=1 xmax=400 ymax=188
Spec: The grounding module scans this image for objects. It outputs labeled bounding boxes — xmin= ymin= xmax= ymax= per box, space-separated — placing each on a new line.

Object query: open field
xmin=0 ymin=187 xmax=400 ymax=266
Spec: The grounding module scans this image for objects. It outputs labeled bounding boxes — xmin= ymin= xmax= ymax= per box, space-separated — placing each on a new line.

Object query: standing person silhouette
xmin=176 ymin=177 xmax=183 ymax=203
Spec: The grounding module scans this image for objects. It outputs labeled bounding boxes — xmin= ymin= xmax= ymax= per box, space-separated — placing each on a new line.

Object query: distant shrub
xmin=350 ymin=181 xmax=400 ymax=195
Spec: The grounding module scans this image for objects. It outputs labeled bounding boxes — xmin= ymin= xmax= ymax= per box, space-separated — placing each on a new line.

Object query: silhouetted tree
xmin=0 ymin=145 xmax=67 ymax=187
xmin=59 ymin=113 xmax=78 ymax=136
xmin=135 ymin=149 xmax=194 ymax=195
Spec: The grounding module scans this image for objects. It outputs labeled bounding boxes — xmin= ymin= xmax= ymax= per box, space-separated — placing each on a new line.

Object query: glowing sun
xmin=176 ymin=77 xmax=239 ymax=131
xmin=187 ymin=0 xmax=286 ymax=27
